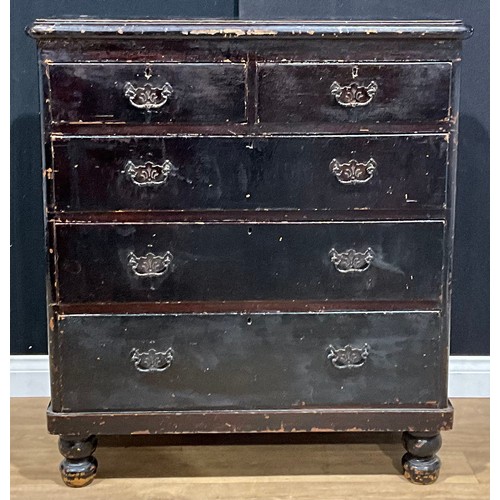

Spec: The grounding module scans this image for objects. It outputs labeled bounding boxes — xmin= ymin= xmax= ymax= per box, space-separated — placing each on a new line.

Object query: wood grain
xmin=11 ymin=398 xmax=489 ymax=499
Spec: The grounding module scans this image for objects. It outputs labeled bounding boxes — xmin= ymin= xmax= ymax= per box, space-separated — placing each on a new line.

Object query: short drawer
xmin=257 ymin=62 xmax=451 ymax=125
xmin=47 ymin=63 xmax=247 ymax=124
xmin=54 ymin=222 xmax=444 ymax=303
xmin=51 ymin=135 xmax=448 ymax=212
xmin=54 ymin=312 xmax=444 ymax=412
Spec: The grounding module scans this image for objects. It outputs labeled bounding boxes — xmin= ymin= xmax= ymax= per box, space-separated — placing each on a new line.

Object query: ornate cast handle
xmin=330 ymin=158 xmax=377 ymax=185
xmin=128 ymin=251 xmax=173 ymax=277
xmin=124 ymin=81 xmax=173 ymax=110
xmin=125 ymin=160 xmax=173 ymax=186
xmin=131 ymin=348 xmax=174 ymax=372
xmin=329 ymin=247 xmax=375 ymax=273
xmin=327 ymin=343 xmax=370 ymax=369
xmin=330 ymin=81 xmax=378 ymax=107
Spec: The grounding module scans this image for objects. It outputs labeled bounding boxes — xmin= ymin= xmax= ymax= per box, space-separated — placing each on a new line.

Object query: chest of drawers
xmin=28 ymin=19 xmax=472 ymax=487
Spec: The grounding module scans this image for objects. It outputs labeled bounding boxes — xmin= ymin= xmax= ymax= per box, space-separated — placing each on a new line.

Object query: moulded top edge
xmin=26 ymin=19 xmax=473 ymax=40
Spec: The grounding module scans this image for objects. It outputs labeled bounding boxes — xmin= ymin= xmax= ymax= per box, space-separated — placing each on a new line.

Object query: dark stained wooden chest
xmin=28 ymin=19 xmax=472 ymax=487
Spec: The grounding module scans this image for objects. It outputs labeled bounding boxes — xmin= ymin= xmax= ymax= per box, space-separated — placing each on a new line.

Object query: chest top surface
xmin=28 ymin=18 xmax=472 ymax=39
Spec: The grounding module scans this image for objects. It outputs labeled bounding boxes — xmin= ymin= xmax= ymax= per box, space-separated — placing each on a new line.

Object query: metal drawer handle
xmin=124 ymin=81 xmax=173 ymax=110
xmin=131 ymin=348 xmax=174 ymax=372
xmin=330 ymin=158 xmax=377 ymax=184
xmin=125 ymin=160 xmax=173 ymax=186
xmin=327 ymin=343 xmax=370 ymax=369
xmin=330 ymin=81 xmax=378 ymax=107
xmin=329 ymin=247 xmax=375 ymax=273
xmin=128 ymin=251 xmax=173 ymax=277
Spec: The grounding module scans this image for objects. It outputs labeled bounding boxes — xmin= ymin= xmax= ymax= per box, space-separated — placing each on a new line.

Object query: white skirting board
xmin=10 ymin=354 xmax=490 ymax=398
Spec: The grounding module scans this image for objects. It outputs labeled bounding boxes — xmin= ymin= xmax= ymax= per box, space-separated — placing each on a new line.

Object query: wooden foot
xmin=58 ymin=435 xmax=98 ymax=487
xmin=402 ymin=431 xmax=442 ymax=485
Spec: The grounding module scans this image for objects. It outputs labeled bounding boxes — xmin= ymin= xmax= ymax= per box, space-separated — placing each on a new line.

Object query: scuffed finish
xmin=27 ymin=19 xmax=470 ymax=486
xmin=54 ymin=222 xmax=445 ymax=303
xmin=47 ymin=63 xmax=247 ymax=125
xmin=258 ymin=62 xmax=452 ymax=125
xmin=58 ymin=435 xmax=98 ymax=488
xmin=51 ymin=135 xmax=448 ymax=212
xmin=27 ymin=19 xmax=473 ymax=39
xmin=46 ymin=402 xmax=454 ymax=435
xmin=54 ymin=312 xmax=443 ymax=412
xmin=402 ymin=432 xmax=443 ymax=485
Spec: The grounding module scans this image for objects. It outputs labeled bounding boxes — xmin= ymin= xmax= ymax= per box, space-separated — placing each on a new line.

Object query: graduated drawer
xmin=47 ymin=63 xmax=247 ymax=124
xmin=54 ymin=222 xmax=444 ymax=303
xmin=257 ymin=62 xmax=451 ymax=125
xmin=51 ymin=135 xmax=448 ymax=212
xmin=54 ymin=312 xmax=443 ymax=412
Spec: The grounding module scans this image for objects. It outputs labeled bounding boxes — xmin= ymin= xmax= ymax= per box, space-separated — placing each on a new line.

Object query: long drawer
xmin=54 ymin=312 xmax=444 ymax=412
xmin=257 ymin=62 xmax=451 ymax=125
xmin=47 ymin=63 xmax=247 ymax=124
xmin=51 ymin=135 xmax=448 ymax=212
xmin=54 ymin=222 xmax=444 ymax=303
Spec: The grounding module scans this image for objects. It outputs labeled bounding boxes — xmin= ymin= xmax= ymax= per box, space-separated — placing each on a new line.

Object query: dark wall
xmin=11 ymin=1 xmax=488 ymax=355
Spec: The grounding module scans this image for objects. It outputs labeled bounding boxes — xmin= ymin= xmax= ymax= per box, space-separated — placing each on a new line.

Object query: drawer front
xmin=48 ymin=63 xmax=247 ymax=124
xmin=55 ymin=222 xmax=444 ymax=303
xmin=257 ymin=63 xmax=451 ymax=124
xmin=52 ymin=135 xmax=447 ymax=212
xmin=55 ymin=312 xmax=443 ymax=412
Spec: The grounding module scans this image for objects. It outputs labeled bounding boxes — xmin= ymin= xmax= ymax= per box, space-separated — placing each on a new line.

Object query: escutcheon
xmin=124 ymin=81 xmax=173 ymax=110
xmin=330 ymin=158 xmax=377 ymax=184
xmin=326 ymin=343 xmax=370 ymax=369
xmin=130 ymin=348 xmax=174 ymax=372
xmin=330 ymin=81 xmax=378 ymax=107
xmin=329 ymin=247 xmax=375 ymax=273
xmin=125 ymin=160 xmax=173 ymax=186
xmin=128 ymin=251 xmax=173 ymax=277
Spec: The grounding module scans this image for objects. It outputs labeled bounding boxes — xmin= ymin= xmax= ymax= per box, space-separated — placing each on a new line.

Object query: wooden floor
xmin=11 ymin=398 xmax=489 ymax=499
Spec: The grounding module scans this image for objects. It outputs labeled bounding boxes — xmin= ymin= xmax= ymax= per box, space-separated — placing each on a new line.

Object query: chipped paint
xmin=181 ymin=28 xmax=278 ymax=37
xmin=33 ymin=23 xmax=463 ymax=481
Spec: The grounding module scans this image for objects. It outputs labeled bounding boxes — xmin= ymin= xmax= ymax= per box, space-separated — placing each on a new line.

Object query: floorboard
xmin=10 ymin=398 xmax=489 ymax=499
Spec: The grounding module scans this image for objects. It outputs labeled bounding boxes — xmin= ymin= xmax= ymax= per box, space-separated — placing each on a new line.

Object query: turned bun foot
xmin=402 ymin=432 xmax=442 ymax=485
xmin=402 ymin=453 xmax=441 ymax=485
xmin=58 ymin=435 xmax=98 ymax=487
xmin=60 ymin=456 xmax=98 ymax=487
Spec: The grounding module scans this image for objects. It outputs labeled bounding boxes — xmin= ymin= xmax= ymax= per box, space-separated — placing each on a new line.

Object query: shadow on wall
xmin=10 ymin=113 xmax=47 ymax=354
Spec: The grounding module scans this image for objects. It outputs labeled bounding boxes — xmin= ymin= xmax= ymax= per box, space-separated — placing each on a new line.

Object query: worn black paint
xmin=37 ymin=37 xmax=463 ymax=65
xmin=52 ymin=135 xmax=448 ymax=212
xmin=257 ymin=63 xmax=451 ymax=125
xmin=239 ymin=0 xmax=490 ymax=356
xmin=56 ymin=312 xmax=443 ymax=412
xmin=54 ymin=222 xmax=445 ymax=303
xmin=27 ymin=20 xmax=468 ymax=482
xmin=49 ymin=63 xmax=247 ymax=124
